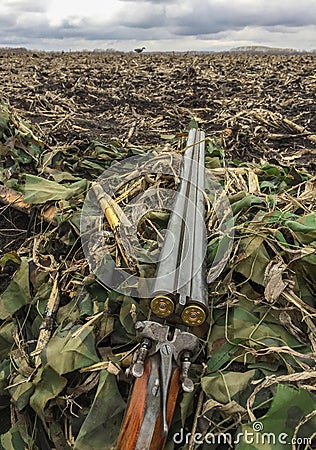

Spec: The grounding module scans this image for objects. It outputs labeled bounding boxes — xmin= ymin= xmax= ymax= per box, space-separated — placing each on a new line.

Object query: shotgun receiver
xmin=117 ymin=129 xmax=208 ymax=450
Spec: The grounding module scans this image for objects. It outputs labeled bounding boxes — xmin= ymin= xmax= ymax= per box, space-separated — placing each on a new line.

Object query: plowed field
xmin=1 ymin=51 xmax=315 ymax=171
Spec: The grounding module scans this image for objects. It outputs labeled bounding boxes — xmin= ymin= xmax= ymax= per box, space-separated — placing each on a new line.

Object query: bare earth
xmin=0 ymin=51 xmax=315 ymax=171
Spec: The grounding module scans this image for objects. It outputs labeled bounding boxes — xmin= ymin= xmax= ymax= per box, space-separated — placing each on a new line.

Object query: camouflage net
xmin=0 ymin=101 xmax=315 ymax=449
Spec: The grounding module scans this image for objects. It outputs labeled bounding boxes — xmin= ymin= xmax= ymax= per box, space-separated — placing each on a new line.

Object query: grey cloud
xmin=3 ymin=0 xmax=49 ymax=13
xmin=0 ymin=0 xmax=315 ymax=51
xmin=168 ymin=0 xmax=316 ymax=36
xmin=119 ymin=4 xmax=167 ymax=29
xmin=264 ymin=25 xmax=302 ymax=34
xmin=57 ymin=20 xmax=170 ymax=41
xmin=0 ymin=13 xmax=17 ymax=28
xmin=0 ymin=13 xmax=169 ymax=43
xmin=0 ymin=0 xmax=50 ymax=43
xmin=119 ymin=0 xmax=177 ymax=3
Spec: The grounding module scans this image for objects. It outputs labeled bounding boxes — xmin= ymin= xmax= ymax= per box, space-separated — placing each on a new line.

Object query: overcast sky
xmin=0 ymin=0 xmax=315 ymax=51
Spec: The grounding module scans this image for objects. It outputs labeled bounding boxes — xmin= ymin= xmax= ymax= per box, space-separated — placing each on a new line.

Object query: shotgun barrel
xmin=117 ymin=129 xmax=208 ymax=450
xmin=151 ymin=128 xmax=208 ymax=327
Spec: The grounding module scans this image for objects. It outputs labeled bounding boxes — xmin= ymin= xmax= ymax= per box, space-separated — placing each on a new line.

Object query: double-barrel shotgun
xmin=117 ymin=128 xmax=208 ymax=450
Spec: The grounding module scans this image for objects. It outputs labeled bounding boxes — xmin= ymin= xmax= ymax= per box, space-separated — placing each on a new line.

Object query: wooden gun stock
xmin=117 ymin=356 xmax=180 ymax=450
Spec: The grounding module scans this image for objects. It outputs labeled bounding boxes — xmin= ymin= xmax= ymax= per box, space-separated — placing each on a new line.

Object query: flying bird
xmin=134 ymin=47 xmax=146 ymax=53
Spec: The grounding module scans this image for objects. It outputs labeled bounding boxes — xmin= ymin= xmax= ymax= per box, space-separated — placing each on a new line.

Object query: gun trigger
xmin=159 ymin=343 xmax=173 ymax=437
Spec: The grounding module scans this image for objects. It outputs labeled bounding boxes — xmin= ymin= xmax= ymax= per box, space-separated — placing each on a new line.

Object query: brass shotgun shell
xmin=181 ymin=305 xmax=206 ymax=326
xmin=151 ymin=295 xmax=175 ymax=317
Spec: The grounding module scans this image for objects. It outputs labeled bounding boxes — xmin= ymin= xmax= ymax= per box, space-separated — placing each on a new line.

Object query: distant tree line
xmin=0 ymin=47 xmax=28 ymax=53
xmin=230 ymin=45 xmax=316 ymax=54
xmin=0 ymin=45 xmax=315 ymax=55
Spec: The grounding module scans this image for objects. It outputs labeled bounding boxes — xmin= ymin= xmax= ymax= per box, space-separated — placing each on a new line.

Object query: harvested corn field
xmin=1 ymin=51 xmax=316 ymax=171
xmin=0 ymin=51 xmax=315 ymax=450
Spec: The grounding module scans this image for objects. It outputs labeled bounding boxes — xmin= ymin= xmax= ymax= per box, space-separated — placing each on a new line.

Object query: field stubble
xmin=0 ymin=51 xmax=316 ymax=450
xmin=0 ymin=51 xmax=315 ymax=171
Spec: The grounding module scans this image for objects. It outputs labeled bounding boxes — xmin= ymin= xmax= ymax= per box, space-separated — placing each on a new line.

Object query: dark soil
xmin=0 ymin=207 xmax=28 ymax=251
xmin=0 ymin=207 xmax=29 ymax=291
xmin=0 ymin=51 xmax=315 ymax=171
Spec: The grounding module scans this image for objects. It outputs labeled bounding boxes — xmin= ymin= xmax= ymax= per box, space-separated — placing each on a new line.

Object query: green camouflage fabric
xmin=0 ymin=102 xmax=315 ymax=449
